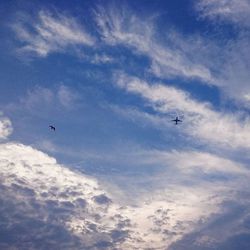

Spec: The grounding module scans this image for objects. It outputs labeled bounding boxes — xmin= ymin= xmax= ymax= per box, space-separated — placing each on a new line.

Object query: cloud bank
xmin=2 ymin=141 xmax=247 ymax=249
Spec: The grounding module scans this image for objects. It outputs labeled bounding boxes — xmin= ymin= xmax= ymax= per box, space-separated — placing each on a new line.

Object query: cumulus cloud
xmin=0 ymin=142 xmax=118 ymax=248
xmin=169 ymin=197 xmax=250 ymax=250
xmin=114 ymin=73 xmax=250 ymax=149
xmin=0 ymin=115 xmax=13 ymax=139
xmin=1 ymin=142 xmax=244 ymax=249
xmin=14 ymin=10 xmax=95 ymax=57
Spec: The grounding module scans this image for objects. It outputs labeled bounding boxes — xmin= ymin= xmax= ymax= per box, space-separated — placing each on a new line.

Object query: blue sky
xmin=1 ymin=0 xmax=250 ymax=249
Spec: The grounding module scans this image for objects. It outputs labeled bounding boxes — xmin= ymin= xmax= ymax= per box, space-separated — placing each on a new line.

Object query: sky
xmin=1 ymin=0 xmax=250 ymax=249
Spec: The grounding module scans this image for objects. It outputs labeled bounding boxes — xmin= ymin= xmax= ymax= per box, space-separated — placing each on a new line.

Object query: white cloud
xmin=192 ymin=1 xmax=250 ymax=107
xmin=12 ymin=5 xmax=250 ymax=107
xmin=115 ymin=73 xmax=250 ymax=149
xmin=95 ymin=5 xmax=213 ymax=82
xmin=94 ymin=4 xmax=250 ymax=107
xmin=195 ymin=0 xmax=250 ymax=26
xmin=161 ymin=150 xmax=247 ymax=174
xmin=0 ymin=115 xmax=13 ymax=139
xmin=115 ymin=72 xmax=211 ymax=115
xmin=218 ymin=36 xmax=250 ymax=106
xmin=123 ymin=148 xmax=247 ymax=175
xmin=1 ymin=142 xmax=243 ymax=249
xmin=14 ymin=10 xmax=95 ymax=57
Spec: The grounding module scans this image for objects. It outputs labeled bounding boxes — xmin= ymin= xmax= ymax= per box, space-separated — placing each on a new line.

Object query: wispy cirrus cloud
xmin=157 ymin=150 xmax=248 ymax=175
xmin=193 ymin=0 xmax=250 ymax=107
xmin=13 ymin=10 xmax=95 ymax=57
xmin=195 ymin=0 xmax=250 ymax=27
xmin=94 ymin=3 xmax=250 ymax=108
xmin=114 ymin=73 xmax=250 ymax=149
xmin=94 ymin=4 xmax=214 ymax=83
xmin=12 ymin=5 xmax=250 ymax=107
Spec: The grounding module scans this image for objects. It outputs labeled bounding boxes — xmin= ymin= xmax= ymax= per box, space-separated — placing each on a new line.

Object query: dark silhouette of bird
xmin=171 ymin=117 xmax=182 ymax=125
xmin=49 ymin=125 xmax=56 ymax=131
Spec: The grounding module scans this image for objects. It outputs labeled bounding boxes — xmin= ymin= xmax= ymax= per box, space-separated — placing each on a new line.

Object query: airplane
xmin=171 ymin=117 xmax=182 ymax=125
xmin=49 ymin=125 xmax=56 ymax=131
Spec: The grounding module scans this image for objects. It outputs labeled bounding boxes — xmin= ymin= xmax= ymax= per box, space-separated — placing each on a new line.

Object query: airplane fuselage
xmin=172 ymin=117 xmax=182 ymax=125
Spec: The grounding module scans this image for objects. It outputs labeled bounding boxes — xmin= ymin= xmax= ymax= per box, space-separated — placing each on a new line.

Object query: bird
xmin=49 ymin=125 xmax=56 ymax=131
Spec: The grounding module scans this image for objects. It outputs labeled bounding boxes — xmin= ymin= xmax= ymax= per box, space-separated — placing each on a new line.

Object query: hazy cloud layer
xmin=19 ymin=84 xmax=79 ymax=112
